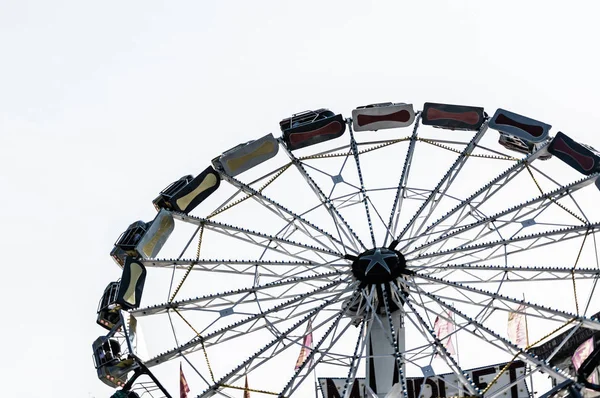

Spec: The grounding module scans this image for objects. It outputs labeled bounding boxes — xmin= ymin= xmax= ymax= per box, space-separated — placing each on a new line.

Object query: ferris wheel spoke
xmin=528 ymin=163 xmax=594 ymax=223
xmin=208 ymin=162 xmax=292 ymax=218
xmin=175 ymin=212 xmax=341 ymax=259
xmin=133 ymin=271 xmax=349 ymax=316
xmin=294 ymin=137 xmax=408 ymax=162
xmin=144 ymin=278 xmax=353 ymax=367
xmin=280 ymin=142 xmax=367 ymax=253
xmin=413 ymin=273 xmax=600 ymax=329
xmin=523 ymin=164 xmax=590 ymax=225
xmin=219 ymin=172 xmax=355 ymax=255
xmin=197 ymin=288 xmax=358 ymax=398
xmin=414 ymin=264 xmax=600 ymax=285
xmin=380 ymin=285 xmax=409 ymax=397
xmin=199 ymin=279 xmax=357 ymax=346
xmin=392 ymin=121 xmax=489 ymax=250
xmin=403 ymin=279 xmax=573 ymax=383
xmin=140 ymin=258 xmax=349 ymax=281
xmin=399 ymin=145 xmax=551 ymax=251
xmin=348 ymin=121 xmax=377 ymax=248
xmin=397 ymin=285 xmax=481 ymax=397
xmin=385 ymin=113 xmax=421 ymax=246
xmin=410 ymin=222 xmax=600 ymax=268
xmin=407 ymin=174 xmax=599 ymax=255
xmin=361 ymin=196 xmax=396 ymax=243
xmin=280 ymin=290 xmax=363 ymax=397
xmin=340 ymin=289 xmax=376 ymax=398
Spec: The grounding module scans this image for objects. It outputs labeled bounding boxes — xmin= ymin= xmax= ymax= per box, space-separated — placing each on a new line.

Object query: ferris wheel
xmin=93 ymin=101 xmax=600 ymax=398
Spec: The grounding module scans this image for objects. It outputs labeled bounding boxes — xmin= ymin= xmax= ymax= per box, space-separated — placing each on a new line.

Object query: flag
xmin=572 ymin=337 xmax=597 ymax=383
xmin=180 ymin=362 xmax=190 ymax=398
xmin=244 ymin=375 xmax=251 ymax=398
xmin=508 ymin=304 xmax=527 ymax=347
xmin=295 ymin=320 xmax=313 ymax=370
xmin=434 ymin=310 xmax=456 ymax=355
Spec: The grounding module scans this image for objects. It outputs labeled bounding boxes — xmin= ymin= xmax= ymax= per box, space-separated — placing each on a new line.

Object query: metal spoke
xmin=399 ymin=144 xmax=550 ymax=251
xmin=392 ymin=120 xmax=489 ymax=250
xmin=381 ymin=285 xmax=408 ymax=397
xmin=175 ymin=212 xmax=342 ymax=258
xmin=145 ymin=278 xmax=354 ymax=366
xmin=414 ymin=263 xmax=600 ymax=284
xmin=219 ymin=171 xmax=358 ymax=255
xmin=141 ymin=258 xmax=330 ymax=274
xmin=414 ymin=272 xmax=600 ymax=329
xmin=348 ymin=120 xmax=377 ymax=248
xmin=410 ymin=222 xmax=600 ymax=267
xmin=386 ymin=113 xmax=421 ymax=246
xmin=340 ymin=288 xmax=375 ymax=398
xmin=280 ymin=141 xmax=367 ymax=252
xmin=407 ymin=173 xmax=599 ymax=255
xmin=404 ymin=277 xmax=573 ymax=383
xmin=196 ymin=286 xmax=356 ymax=397
xmin=280 ymin=290 xmax=362 ymax=397
xmin=133 ymin=271 xmax=349 ymax=316
xmin=396 ymin=284 xmax=481 ymax=397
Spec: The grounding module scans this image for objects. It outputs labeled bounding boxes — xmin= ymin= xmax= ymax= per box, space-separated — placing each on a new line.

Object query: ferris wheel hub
xmin=351 ymin=247 xmax=407 ymax=284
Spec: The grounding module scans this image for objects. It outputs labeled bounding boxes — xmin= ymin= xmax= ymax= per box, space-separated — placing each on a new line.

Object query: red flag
xmin=434 ymin=309 xmax=456 ymax=355
xmin=295 ymin=320 xmax=314 ymax=370
xmin=180 ymin=362 xmax=190 ymax=398
xmin=508 ymin=304 xmax=527 ymax=347
xmin=244 ymin=375 xmax=251 ymax=398
xmin=573 ymin=337 xmax=597 ymax=383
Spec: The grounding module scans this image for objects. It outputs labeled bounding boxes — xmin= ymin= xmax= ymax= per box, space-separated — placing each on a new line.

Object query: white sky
xmin=2 ymin=1 xmax=600 ymax=397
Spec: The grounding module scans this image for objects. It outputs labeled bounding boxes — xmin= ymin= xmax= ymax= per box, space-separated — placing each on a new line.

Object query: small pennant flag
xmin=180 ymin=362 xmax=190 ymax=398
xmin=573 ymin=337 xmax=597 ymax=383
xmin=434 ymin=309 xmax=456 ymax=356
xmin=508 ymin=304 xmax=527 ymax=347
xmin=244 ymin=375 xmax=251 ymax=398
xmin=295 ymin=320 xmax=314 ymax=370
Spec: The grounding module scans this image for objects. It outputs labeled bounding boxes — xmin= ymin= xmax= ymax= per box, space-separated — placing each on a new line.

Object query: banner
xmin=295 ymin=320 xmax=314 ymax=370
xmin=180 ymin=363 xmax=190 ymax=398
xmin=508 ymin=304 xmax=527 ymax=347
xmin=573 ymin=337 xmax=597 ymax=384
xmin=433 ymin=310 xmax=456 ymax=355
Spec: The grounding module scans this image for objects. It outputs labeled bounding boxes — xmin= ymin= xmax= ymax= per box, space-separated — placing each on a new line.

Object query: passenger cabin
xmin=93 ymin=336 xmax=136 ymax=388
xmin=112 ymin=210 xmax=174 ymax=261
xmin=279 ymin=108 xmax=335 ymax=129
xmin=110 ymin=246 xmax=128 ymax=268
xmin=280 ymin=108 xmax=346 ymax=151
xmin=152 ymin=175 xmax=193 ymax=211
xmin=489 ymin=109 xmax=552 ymax=160
xmin=549 ymin=132 xmax=600 ymax=175
xmin=152 ymin=167 xmax=220 ymax=214
xmin=97 ymin=281 xmax=122 ymax=331
xmin=212 ymin=133 xmax=279 ymax=176
xmin=489 ymin=108 xmax=551 ymax=143
xmin=113 ymin=221 xmax=149 ymax=259
xmin=421 ymin=102 xmax=486 ymax=131
xmin=351 ymin=102 xmax=415 ymax=132
xmin=497 ymin=134 xmax=552 ymax=160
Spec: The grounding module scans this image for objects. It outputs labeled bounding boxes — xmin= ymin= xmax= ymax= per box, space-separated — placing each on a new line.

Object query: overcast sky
xmin=2 ymin=1 xmax=600 ymax=397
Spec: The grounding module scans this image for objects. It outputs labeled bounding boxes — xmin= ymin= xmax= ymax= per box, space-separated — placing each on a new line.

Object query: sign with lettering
xmin=319 ymin=361 xmax=528 ymax=398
